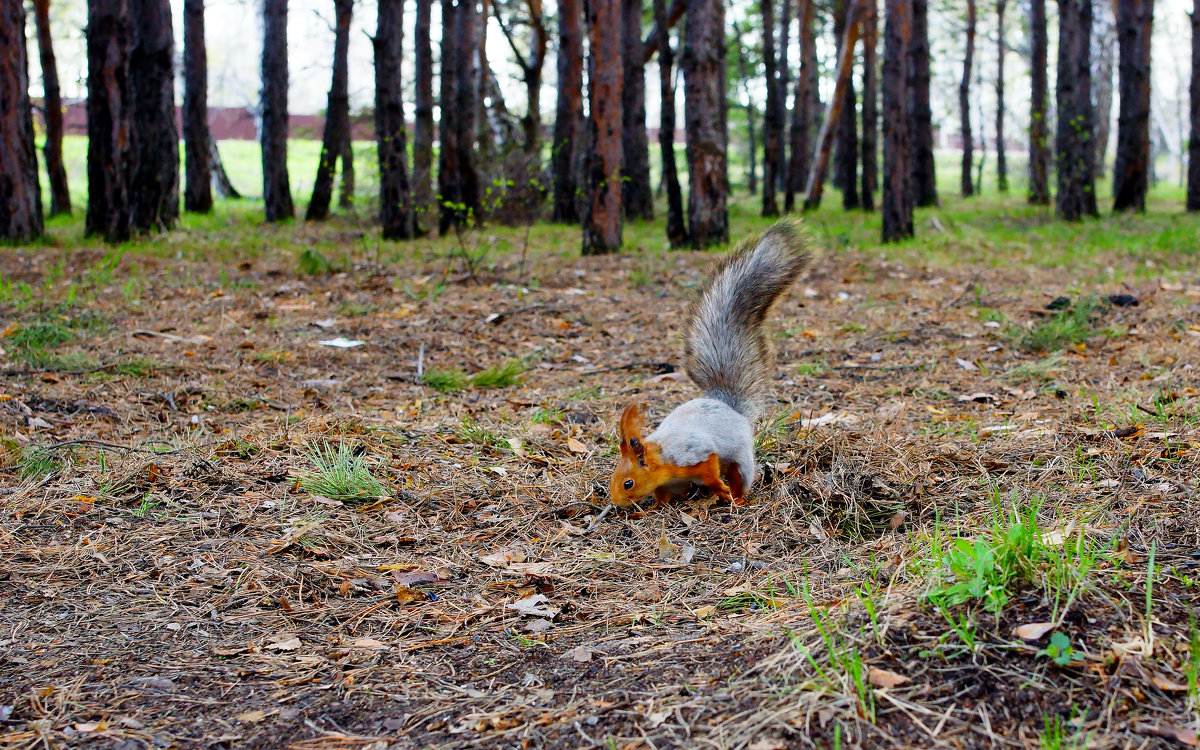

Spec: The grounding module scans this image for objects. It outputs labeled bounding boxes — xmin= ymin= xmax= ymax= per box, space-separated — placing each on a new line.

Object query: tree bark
xmin=776 ymin=0 xmax=791 ymax=191
xmin=682 ymin=0 xmax=728 ymax=247
xmin=209 ymin=132 xmax=241 ymax=199
xmin=1189 ymin=0 xmax=1200 ymax=211
xmin=622 ymin=0 xmax=653 ymax=219
xmin=261 ymin=0 xmax=294 ymax=222
xmin=552 ymin=0 xmax=584 ymax=222
xmin=32 ymin=0 xmax=69 ymax=216
xmin=1112 ymin=0 xmax=1152 ymax=212
xmin=994 ymin=0 xmax=1007 ymax=192
xmin=833 ymin=0 xmax=859 ymax=208
xmin=1056 ymin=0 xmax=1098 ymax=221
xmin=882 ymin=0 xmax=913 ymax=242
xmin=803 ymin=0 xmax=861 ymax=211
xmin=339 ymin=123 xmax=354 ymax=209
xmin=130 ymin=0 xmax=179 ymax=232
xmin=655 ymin=0 xmax=685 ymax=246
xmin=642 ymin=0 xmax=685 ymax=63
xmin=413 ymin=0 xmax=434 ymax=230
xmin=306 ymin=0 xmax=352 ymax=221
xmin=495 ymin=0 xmax=547 ymax=157
xmin=860 ymin=0 xmax=878 ymax=211
xmin=786 ymin=0 xmax=816 ymax=211
xmin=86 ymin=0 xmax=133 ymax=242
xmin=960 ymin=0 xmax=974 ymax=197
xmin=183 ymin=0 xmax=211 ymax=213
xmin=0 ymin=0 xmax=42 ymax=240
xmin=761 ymin=0 xmax=781 ymax=216
xmin=736 ymin=27 xmax=759 ymax=195
xmin=907 ymin=0 xmax=935 ymax=206
xmin=375 ymin=0 xmax=413 ymax=238
xmin=1028 ymin=0 xmax=1050 ymax=204
xmin=438 ymin=0 xmax=482 ymax=232
xmin=583 ymin=0 xmax=623 ymax=254
xmin=1092 ymin=3 xmax=1116 ymax=174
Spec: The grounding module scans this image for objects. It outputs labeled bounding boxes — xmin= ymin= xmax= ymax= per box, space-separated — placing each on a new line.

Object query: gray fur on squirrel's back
xmin=648 ymin=398 xmax=757 ymax=489
xmin=683 ymin=221 xmax=809 ymax=424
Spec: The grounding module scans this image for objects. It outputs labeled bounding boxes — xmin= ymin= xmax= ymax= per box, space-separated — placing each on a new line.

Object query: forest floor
xmin=1 ymin=193 xmax=1199 ymax=749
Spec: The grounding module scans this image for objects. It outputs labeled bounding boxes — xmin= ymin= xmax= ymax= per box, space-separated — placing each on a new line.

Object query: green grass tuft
xmin=1015 ymin=297 xmax=1115 ymax=353
xmin=421 ymin=368 xmax=468 ymax=393
xmin=469 ymin=360 xmax=526 ymax=388
xmin=298 ymin=248 xmax=333 ymax=275
xmin=296 ymin=442 xmax=390 ymax=503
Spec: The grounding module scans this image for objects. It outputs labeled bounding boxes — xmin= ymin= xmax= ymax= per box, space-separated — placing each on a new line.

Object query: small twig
xmin=417 ymin=343 xmax=425 ymax=380
xmin=585 ymin=503 xmax=614 ymax=533
xmin=580 ymin=361 xmax=676 ymax=376
xmin=39 ymin=439 xmax=188 ymax=455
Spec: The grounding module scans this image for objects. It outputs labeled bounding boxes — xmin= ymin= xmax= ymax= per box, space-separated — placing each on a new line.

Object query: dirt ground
xmin=1 ymin=230 xmax=1198 ymax=749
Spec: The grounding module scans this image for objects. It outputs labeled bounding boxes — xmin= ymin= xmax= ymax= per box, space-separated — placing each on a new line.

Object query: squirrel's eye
xmin=623 ymin=479 xmax=634 ymax=491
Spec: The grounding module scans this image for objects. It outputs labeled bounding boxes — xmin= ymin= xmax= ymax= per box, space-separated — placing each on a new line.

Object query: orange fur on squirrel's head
xmin=609 ymin=402 xmax=666 ymax=507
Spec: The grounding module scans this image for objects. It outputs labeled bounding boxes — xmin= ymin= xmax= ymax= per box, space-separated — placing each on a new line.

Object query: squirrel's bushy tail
xmin=684 ymin=220 xmax=809 ymax=422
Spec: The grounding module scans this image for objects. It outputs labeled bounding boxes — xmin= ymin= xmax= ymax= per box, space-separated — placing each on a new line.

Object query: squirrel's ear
xmin=619 ymin=403 xmax=644 ymax=444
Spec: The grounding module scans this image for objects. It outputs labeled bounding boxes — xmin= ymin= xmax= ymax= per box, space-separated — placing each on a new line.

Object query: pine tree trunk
xmin=438 ymin=0 xmax=482 ymax=232
xmin=86 ymin=0 xmax=133 ymax=242
xmin=995 ymin=0 xmax=1007 ymax=192
xmin=786 ymin=0 xmax=816 ymax=212
xmin=1092 ymin=4 xmax=1116 ymax=174
xmin=583 ymin=0 xmax=623 ymax=254
xmin=551 ymin=0 xmax=584 ymax=222
xmin=261 ymin=0 xmax=294 ymax=222
xmin=32 ymin=0 xmax=69 ymax=216
xmin=833 ymin=0 xmax=859 ymax=209
xmin=339 ymin=125 xmax=354 ymax=209
xmin=882 ymin=0 xmax=913 ymax=242
xmin=1028 ymin=0 xmax=1050 ymax=204
xmin=622 ymin=0 xmax=653 ymax=219
xmin=776 ymin=0 xmax=791 ymax=191
xmin=375 ymin=0 xmax=413 ymax=238
xmin=183 ymin=0 xmax=212 ymax=213
xmin=734 ymin=23 xmax=757 ymax=195
xmin=306 ymin=0 xmax=352 ymax=221
xmin=1112 ymin=0 xmax=1152 ymax=212
xmin=0 ymin=0 xmax=42 ymax=240
xmin=860 ymin=0 xmax=878 ymax=211
xmin=130 ymin=0 xmax=179 ymax=232
xmin=960 ymin=0 xmax=974 ymax=197
xmin=803 ymin=0 xmax=860 ymax=211
xmin=655 ymin=0 xmax=685 ymax=246
xmin=512 ymin=0 xmax=547 ymax=158
xmin=682 ymin=0 xmax=728 ymax=247
xmin=907 ymin=0 xmax=935 ymax=206
xmin=209 ymin=132 xmax=241 ymax=198
xmin=761 ymin=0 xmax=781 ymax=216
xmin=413 ymin=0 xmax=434 ymax=230
xmin=1056 ymin=0 xmax=1098 ymax=221
xmin=1189 ymin=0 xmax=1200 ymax=211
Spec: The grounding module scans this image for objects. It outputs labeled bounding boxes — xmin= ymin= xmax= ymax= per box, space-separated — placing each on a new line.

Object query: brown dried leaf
xmin=1014 ymin=622 xmax=1056 ymax=642
xmin=867 ymin=667 xmax=910 ymax=688
xmin=1135 ymin=723 xmax=1198 ymax=746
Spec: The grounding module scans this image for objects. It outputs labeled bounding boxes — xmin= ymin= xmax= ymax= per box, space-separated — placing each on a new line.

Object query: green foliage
xmin=421 ymin=368 xmax=468 ymax=393
xmin=18 ymin=447 xmax=62 ymax=481
xmin=296 ymin=442 xmax=390 ymax=503
xmin=469 ymin=360 xmax=526 ymax=388
xmin=456 ymin=416 xmax=504 ymax=449
xmin=298 ymin=248 xmax=334 ymax=275
xmin=1039 ymin=632 xmax=1083 ymax=667
xmin=1015 ymin=297 xmax=1118 ymax=353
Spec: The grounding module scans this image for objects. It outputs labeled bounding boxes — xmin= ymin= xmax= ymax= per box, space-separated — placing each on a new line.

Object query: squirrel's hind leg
xmin=726 ymin=463 xmax=746 ymax=505
xmin=691 ymin=453 xmax=734 ymax=503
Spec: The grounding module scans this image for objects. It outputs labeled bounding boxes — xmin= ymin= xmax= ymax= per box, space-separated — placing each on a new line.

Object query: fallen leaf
xmin=523 ymin=618 xmax=554 ymax=633
xmin=74 ymin=721 xmax=108 ymax=733
xmin=395 ymin=586 xmax=429 ymax=605
xmin=1014 ymin=622 xmax=1056 ymax=641
xmin=564 ymin=645 xmax=593 ymax=662
xmin=317 ymin=337 xmax=365 ymax=348
xmin=658 ymin=531 xmax=679 ymax=561
xmin=265 ymin=633 xmax=301 ymax=651
xmin=1136 ymin=722 xmax=1198 ymax=746
xmin=694 ymin=605 xmax=717 ymax=619
xmin=237 ymin=710 xmax=268 ymax=723
xmin=508 ymin=594 xmax=559 ymax=618
xmin=868 ymin=667 xmax=910 ymax=688
xmin=392 ymin=570 xmax=439 ymax=586
xmin=955 ymin=357 xmax=978 ymax=371
xmin=350 ymin=638 xmax=387 ymax=650
xmin=481 ymin=547 xmax=526 ymax=567
xmin=645 ymin=709 xmax=672 ymax=729
xmin=566 ymin=437 xmax=588 ymax=453
xmin=747 ymin=739 xmax=787 ymax=750
xmin=1151 ymin=673 xmax=1190 ymax=692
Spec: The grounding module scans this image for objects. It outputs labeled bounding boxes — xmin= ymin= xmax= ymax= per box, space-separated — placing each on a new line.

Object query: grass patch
xmin=469 ymin=360 xmax=526 ymax=388
xmin=110 ymin=357 xmax=166 ymax=377
xmin=18 ymin=447 xmax=62 ymax=481
xmin=421 ymin=368 xmax=469 ymax=393
xmin=456 ymin=416 xmax=504 ymax=449
xmin=1014 ymin=297 xmax=1119 ymax=353
xmin=296 ymin=442 xmax=390 ymax=503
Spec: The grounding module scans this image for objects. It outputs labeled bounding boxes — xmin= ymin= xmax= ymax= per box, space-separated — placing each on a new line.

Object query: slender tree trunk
xmin=0 ymin=0 xmax=42 ymax=240
xmin=583 ymin=0 xmax=623 ymax=254
xmin=776 ymin=0 xmax=791 ymax=190
xmin=786 ymin=0 xmax=816 ymax=211
xmin=1028 ymin=0 xmax=1050 ymax=204
xmin=655 ymin=0 xmax=686 ymax=246
xmin=375 ymin=0 xmax=413 ymax=238
xmin=882 ymin=0 xmax=913 ymax=241
xmin=682 ymin=0 xmax=728 ymax=247
xmin=995 ymin=0 xmax=1007 ymax=192
xmin=261 ymin=0 xmax=294 ymax=222
xmin=1056 ymin=0 xmax=1098 ymax=220
xmin=497 ymin=0 xmax=547 ymax=158
xmin=803 ymin=0 xmax=861 ymax=211
xmin=761 ymin=0 xmax=781 ymax=216
xmin=1112 ymin=0 xmax=1152 ymax=212
xmin=306 ymin=0 xmax=352 ymax=221
xmin=1092 ymin=3 xmax=1116 ymax=174
xmin=210 ymin=132 xmax=241 ymax=198
xmin=734 ymin=23 xmax=758 ymax=195
xmin=86 ymin=0 xmax=133 ymax=242
xmin=960 ymin=0 xmax=975 ymax=197
xmin=130 ymin=0 xmax=179 ymax=232
xmin=1189 ymin=0 xmax=1200 ymax=211
xmin=860 ymin=0 xmax=878 ymax=210
xmin=622 ymin=0 xmax=653 ymax=219
xmin=339 ymin=125 xmax=354 ymax=209
xmin=642 ymin=0 xmax=686 ymax=63
xmin=833 ymin=0 xmax=859 ymax=208
xmin=552 ymin=0 xmax=584 ymax=222
xmin=413 ymin=0 xmax=433 ymax=230
xmin=183 ymin=0 xmax=211 ymax=213
xmin=439 ymin=0 xmax=481 ymax=232
xmin=907 ymin=0 xmax=935 ymax=206
xmin=32 ymin=0 xmax=68 ymax=216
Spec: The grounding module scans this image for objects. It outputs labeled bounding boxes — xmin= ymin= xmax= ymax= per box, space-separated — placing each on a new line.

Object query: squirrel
xmin=609 ymin=220 xmax=810 ymax=508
